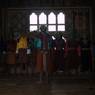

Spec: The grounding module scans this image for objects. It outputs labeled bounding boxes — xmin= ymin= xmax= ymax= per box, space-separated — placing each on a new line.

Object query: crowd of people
xmin=0 ymin=25 xmax=94 ymax=81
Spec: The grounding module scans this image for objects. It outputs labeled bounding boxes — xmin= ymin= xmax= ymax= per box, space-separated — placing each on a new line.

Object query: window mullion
xmin=56 ymin=14 xmax=58 ymax=32
xmin=47 ymin=14 xmax=48 ymax=32
xmin=37 ymin=14 xmax=39 ymax=32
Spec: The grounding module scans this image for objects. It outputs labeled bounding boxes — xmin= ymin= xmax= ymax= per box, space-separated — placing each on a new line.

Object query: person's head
xmin=59 ymin=34 xmax=63 ymax=39
xmin=20 ymin=33 xmax=27 ymax=38
xmin=40 ymin=25 xmax=47 ymax=32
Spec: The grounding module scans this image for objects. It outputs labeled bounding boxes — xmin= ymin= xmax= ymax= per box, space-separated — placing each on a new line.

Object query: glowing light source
xmin=48 ymin=12 xmax=56 ymax=24
xmin=52 ymin=36 xmax=56 ymax=40
xmin=30 ymin=26 xmax=37 ymax=31
xmin=30 ymin=13 xmax=37 ymax=24
xmin=48 ymin=25 xmax=56 ymax=31
xmin=62 ymin=36 xmax=66 ymax=42
xmin=58 ymin=25 xmax=65 ymax=31
xmin=39 ymin=12 xmax=47 ymax=24
xmin=58 ymin=12 xmax=65 ymax=24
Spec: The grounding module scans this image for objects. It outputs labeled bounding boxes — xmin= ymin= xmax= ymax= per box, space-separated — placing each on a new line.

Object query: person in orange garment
xmin=6 ymin=38 xmax=17 ymax=75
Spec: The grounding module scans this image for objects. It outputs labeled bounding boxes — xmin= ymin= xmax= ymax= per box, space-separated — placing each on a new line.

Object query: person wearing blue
xmin=34 ymin=32 xmax=43 ymax=82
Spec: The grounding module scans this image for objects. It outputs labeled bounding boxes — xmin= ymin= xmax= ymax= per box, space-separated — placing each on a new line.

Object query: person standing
xmin=80 ymin=37 xmax=92 ymax=73
xmin=16 ymin=33 xmax=28 ymax=75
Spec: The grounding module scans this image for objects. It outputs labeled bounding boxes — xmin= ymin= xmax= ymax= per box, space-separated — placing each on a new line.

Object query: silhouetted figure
xmin=54 ymin=35 xmax=66 ymax=72
xmin=64 ymin=39 xmax=81 ymax=74
xmin=80 ymin=37 xmax=92 ymax=73
xmin=6 ymin=39 xmax=17 ymax=75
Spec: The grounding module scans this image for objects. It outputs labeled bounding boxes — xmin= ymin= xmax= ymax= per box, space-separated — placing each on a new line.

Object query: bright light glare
xmin=29 ymin=12 xmax=65 ymax=32
xmin=52 ymin=36 xmax=56 ymax=40
xmin=30 ymin=26 xmax=37 ymax=32
xmin=30 ymin=13 xmax=37 ymax=24
xmin=58 ymin=25 xmax=65 ymax=31
xmin=48 ymin=12 xmax=56 ymax=24
xmin=48 ymin=25 xmax=56 ymax=31
xmin=39 ymin=12 xmax=46 ymax=24
xmin=62 ymin=36 xmax=66 ymax=42
xmin=58 ymin=12 xmax=65 ymax=24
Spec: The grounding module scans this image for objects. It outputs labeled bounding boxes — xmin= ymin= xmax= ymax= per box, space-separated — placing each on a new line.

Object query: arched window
xmin=30 ymin=13 xmax=37 ymax=24
xmin=29 ymin=13 xmax=37 ymax=31
xmin=48 ymin=12 xmax=56 ymax=24
xmin=39 ymin=12 xmax=47 ymax=24
xmin=29 ymin=11 xmax=65 ymax=32
xmin=48 ymin=12 xmax=56 ymax=32
xmin=57 ymin=12 xmax=65 ymax=31
xmin=57 ymin=12 xmax=65 ymax=24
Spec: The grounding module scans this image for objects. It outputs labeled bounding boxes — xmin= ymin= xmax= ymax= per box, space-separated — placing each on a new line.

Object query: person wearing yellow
xmin=17 ymin=34 xmax=28 ymax=50
xmin=17 ymin=34 xmax=28 ymax=75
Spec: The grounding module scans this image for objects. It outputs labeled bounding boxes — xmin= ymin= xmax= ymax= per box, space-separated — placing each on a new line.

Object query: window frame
xmin=29 ymin=11 xmax=65 ymax=32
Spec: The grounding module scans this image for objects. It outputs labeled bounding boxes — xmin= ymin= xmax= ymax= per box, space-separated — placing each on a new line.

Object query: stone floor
xmin=0 ymin=72 xmax=95 ymax=95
